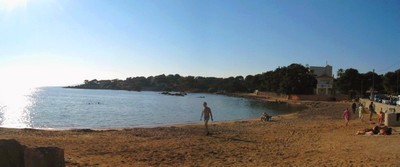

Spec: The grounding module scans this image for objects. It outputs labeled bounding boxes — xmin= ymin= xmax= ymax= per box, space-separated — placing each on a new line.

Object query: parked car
xmin=397 ymin=96 xmax=400 ymax=106
xmin=390 ymin=97 xmax=398 ymax=105
xmin=382 ymin=97 xmax=391 ymax=104
xmin=374 ymin=94 xmax=385 ymax=103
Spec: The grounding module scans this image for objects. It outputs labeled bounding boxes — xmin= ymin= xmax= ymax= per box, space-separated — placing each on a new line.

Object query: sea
xmin=0 ymin=87 xmax=304 ymax=129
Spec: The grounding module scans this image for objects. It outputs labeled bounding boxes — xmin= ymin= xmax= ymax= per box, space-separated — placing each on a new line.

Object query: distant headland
xmin=66 ymin=63 xmax=317 ymax=94
xmin=66 ymin=63 xmax=400 ymax=98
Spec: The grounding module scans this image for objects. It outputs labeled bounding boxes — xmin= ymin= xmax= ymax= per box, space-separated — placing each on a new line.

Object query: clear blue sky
xmin=1 ymin=0 xmax=399 ymax=87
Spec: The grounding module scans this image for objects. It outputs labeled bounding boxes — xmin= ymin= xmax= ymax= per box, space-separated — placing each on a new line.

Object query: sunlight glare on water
xmin=0 ymin=86 xmax=38 ymax=128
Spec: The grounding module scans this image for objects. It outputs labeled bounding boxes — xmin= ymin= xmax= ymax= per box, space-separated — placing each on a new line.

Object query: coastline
xmin=1 ymin=90 xmax=302 ymax=131
xmin=1 ymin=100 xmax=400 ymax=166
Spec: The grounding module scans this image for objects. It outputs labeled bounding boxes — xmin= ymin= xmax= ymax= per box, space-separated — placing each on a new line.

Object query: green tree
xmin=336 ymin=68 xmax=361 ymax=96
xmin=383 ymin=69 xmax=400 ymax=95
xmin=71 ymin=64 xmax=318 ymax=94
xmin=280 ymin=64 xmax=316 ymax=94
xmin=361 ymin=71 xmax=383 ymax=96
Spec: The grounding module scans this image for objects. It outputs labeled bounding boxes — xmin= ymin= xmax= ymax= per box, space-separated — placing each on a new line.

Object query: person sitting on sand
xmin=342 ymin=108 xmax=351 ymax=126
xmin=200 ymin=102 xmax=213 ymax=135
xmin=260 ymin=112 xmax=271 ymax=122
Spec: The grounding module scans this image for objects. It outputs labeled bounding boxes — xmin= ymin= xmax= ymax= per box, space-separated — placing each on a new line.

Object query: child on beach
xmin=342 ymin=108 xmax=351 ymax=126
xmin=378 ymin=109 xmax=385 ymax=125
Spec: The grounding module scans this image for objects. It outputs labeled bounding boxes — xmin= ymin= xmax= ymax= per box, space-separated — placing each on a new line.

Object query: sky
xmin=0 ymin=0 xmax=399 ymax=87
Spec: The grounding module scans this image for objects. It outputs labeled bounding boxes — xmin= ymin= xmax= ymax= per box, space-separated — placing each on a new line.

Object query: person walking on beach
xmin=342 ymin=108 xmax=351 ymax=126
xmin=200 ymin=102 xmax=213 ymax=135
xmin=351 ymin=102 xmax=357 ymax=114
xmin=358 ymin=103 xmax=364 ymax=121
xmin=369 ymin=102 xmax=375 ymax=121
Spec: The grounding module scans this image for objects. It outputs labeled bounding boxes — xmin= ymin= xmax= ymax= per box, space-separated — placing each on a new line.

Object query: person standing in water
xmin=200 ymin=102 xmax=213 ymax=135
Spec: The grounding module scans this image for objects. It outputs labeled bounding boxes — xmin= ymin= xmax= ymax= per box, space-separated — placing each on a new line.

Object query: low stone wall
xmin=256 ymin=91 xmax=288 ymax=99
xmin=288 ymin=95 xmax=350 ymax=101
xmin=256 ymin=91 xmax=350 ymax=101
xmin=359 ymin=99 xmax=400 ymax=114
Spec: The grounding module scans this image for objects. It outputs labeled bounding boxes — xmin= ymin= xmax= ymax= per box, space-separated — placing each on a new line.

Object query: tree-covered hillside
xmin=68 ymin=63 xmax=400 ymax=96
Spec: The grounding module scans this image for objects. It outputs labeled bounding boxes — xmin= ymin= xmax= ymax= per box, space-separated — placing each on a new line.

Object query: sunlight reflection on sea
xmin=0 ymin=87 xmax=39 ymax=128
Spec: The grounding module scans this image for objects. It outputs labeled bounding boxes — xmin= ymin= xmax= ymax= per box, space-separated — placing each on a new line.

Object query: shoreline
xmin=0 ymin=117 xmax=287 ymax=132
xmin=1 ymin=99 xmax=399 ymax=166
xmin=1 ymin=92 xmax=304 ymax=131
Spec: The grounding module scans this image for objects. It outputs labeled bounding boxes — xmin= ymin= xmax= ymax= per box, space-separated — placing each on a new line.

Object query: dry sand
xmin=1 ymin=101 xmax=399 ymax=167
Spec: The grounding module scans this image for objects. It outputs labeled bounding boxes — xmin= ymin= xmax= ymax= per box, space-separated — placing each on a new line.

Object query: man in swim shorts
xmin=200 ymin=102 xmax=213 ymax=135
xmin=369 ymin=102 xmax=375 ymax=121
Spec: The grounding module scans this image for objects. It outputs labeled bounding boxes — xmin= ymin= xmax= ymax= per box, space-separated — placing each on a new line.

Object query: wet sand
xmin=1 ymin=101 xmax=399 ymax=166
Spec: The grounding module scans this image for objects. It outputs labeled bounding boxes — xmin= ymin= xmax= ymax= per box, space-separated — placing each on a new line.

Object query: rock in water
xmin=24 ymin=147 xmax=65 ymax=167
xmin=0 ymin=139 xmax=26 ymax=167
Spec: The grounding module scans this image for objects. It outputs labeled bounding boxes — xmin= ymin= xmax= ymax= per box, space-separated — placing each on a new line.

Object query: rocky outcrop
xmin=25 ymin=147 xmax=65 ymax=167
xmin=0 ymin=139 xmax=26 ymax=167
xmin=0 ymin=139 xmax=65 ymax=167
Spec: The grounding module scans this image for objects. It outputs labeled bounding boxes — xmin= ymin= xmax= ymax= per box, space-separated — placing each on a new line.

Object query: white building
xmin=309 ymin=65 xmax=334 ymax=95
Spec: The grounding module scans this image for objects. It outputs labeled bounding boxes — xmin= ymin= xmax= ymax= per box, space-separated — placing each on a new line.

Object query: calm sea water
xmin=0 ymin=87 xmax=304 ymax=129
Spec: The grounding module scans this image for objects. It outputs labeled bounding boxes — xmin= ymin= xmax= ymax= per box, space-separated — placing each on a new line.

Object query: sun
xmin=0 ymin=0 xmax=28 ymax=12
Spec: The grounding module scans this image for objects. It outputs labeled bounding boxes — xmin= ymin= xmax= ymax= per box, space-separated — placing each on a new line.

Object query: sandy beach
xmin=1 ymin=100 xmax=399 ymax=167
